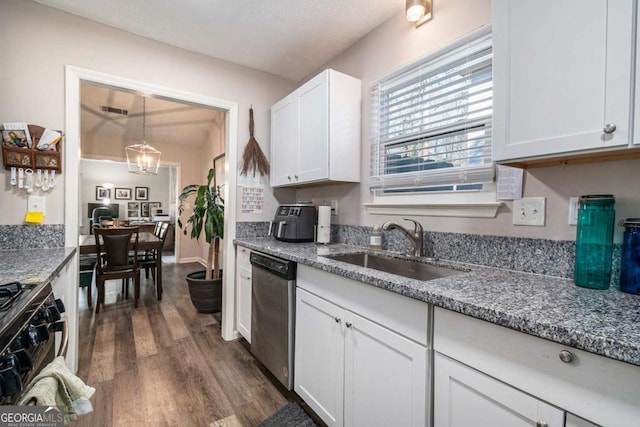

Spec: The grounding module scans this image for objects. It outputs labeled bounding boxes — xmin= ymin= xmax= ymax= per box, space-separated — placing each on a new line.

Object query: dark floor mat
xmin=258 ymin=401 xmax=318 ymax=427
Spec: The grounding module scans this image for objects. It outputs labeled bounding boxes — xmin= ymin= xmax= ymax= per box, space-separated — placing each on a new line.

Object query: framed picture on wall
xmin=135 ymin=186 xmax=148 ymax=200
xmin=95 ymin=186 xmax=111 ymax=200
xmin=115 ymin=188 xmax=132 ymax=200
xmin=127 ymin=202 xmax=139 ymax=217
xmin=140 ymin=202 xmax=150 ymax=217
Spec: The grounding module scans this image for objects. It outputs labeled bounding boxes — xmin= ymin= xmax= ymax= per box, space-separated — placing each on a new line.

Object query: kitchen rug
xmin=258 ymin=401 xmax=318 ymax=427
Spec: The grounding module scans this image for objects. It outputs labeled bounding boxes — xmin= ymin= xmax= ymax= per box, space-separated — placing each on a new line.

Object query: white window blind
xmin=370 ymin=27 xmax=493 ymax=192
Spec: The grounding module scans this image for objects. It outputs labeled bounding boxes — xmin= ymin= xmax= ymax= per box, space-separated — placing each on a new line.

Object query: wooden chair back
xmin=156 ymin=222 xmax=170 ymax=241
xmin=94 ymin=227 xmax=140 ymax=274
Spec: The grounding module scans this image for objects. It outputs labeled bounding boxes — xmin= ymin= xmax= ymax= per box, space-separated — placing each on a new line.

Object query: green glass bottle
xmin=574 ymin=195 xmax=615 ymax=289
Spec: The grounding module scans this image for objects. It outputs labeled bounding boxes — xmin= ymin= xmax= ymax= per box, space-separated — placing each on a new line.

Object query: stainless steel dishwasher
xmin=250 ymin=252 xmax=296 ymax=390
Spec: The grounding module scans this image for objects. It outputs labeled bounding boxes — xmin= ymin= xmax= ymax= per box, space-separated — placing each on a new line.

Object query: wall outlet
xmin=330 ymin=200 xmax=338 ymax=216
xmin=568 ymin=196 xmax=579 ymax=226
xmin=28 ymin=196 xmax=46 ymax=214
xmin=513 ymin=197 xmax=546 ymax=226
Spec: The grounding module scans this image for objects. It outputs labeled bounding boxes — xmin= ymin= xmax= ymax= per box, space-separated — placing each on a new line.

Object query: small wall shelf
xmin=2 ymin=124 xmax=62 ymax=172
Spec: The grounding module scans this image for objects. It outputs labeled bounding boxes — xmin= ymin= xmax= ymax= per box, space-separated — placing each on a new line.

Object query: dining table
xmin=78 ymin=231 xmax=164 ymax=300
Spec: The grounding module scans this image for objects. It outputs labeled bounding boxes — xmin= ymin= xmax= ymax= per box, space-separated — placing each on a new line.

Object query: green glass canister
xmin=574 ymin=195 xmax=615 ymax=289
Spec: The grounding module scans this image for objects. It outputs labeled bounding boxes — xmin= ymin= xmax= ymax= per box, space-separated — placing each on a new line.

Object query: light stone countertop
xmin=0 ymin=247 xmax=76 ymax=285
xmin=235 ymin=238 xmax=640 ymax=367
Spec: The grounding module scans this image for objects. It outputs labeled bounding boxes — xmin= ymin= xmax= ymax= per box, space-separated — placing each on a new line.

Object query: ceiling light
xmin=406 ymin=0 xmax=432 ymax=27
xmin=126 ymin=97 xmax=161 ymax=175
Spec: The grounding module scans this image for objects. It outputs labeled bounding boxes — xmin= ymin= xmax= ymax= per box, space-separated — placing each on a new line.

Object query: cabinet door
xmin=236 ymin=247 xmax=252 ymax=342
xmin=434 ymin=352 xmax=564 ymax=427
xmin=343 ymin=311 xmax=428 ymax=427
xmin=236 ymin=271 xmax=251 ymax=341
xmin=294 ymin=289 xmax=344 ymax=427
xmin=270 ymin=94 xmax=298 ymax=186
xmin=297 ymin=71 xmax=329 ymax=184
xmin=493 ymin=0 xmax=634 ymax=161
xmin=565 ymin=413 xmax=600 ymax=427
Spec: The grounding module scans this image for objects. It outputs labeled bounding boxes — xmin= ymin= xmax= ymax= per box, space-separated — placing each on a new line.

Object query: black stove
xmin=0 ymin=281 xmax=65 ymax=404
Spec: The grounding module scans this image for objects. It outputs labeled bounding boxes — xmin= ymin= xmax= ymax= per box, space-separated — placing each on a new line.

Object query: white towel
xmin=18 ymin=356 xmax=95 ymax=424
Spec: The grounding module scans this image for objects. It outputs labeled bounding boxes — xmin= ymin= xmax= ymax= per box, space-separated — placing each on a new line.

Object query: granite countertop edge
xmin=235 ymin=238 xmax=640 ymax=367
xmin=0 ymin=247 xmax=77 ymax=286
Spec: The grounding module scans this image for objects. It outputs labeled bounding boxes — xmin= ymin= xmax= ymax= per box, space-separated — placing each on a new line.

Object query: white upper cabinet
xmin=270 ymin=69 xmax=361 ymax=187
xmin=492 ymin=0 xmax=635 ymax=162
xmin=270 ymin=94 xmax=298 ymax=186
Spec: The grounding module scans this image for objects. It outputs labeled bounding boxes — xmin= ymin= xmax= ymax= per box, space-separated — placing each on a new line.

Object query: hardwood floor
xmin=71 ymin=261 xmax=289 ymax=426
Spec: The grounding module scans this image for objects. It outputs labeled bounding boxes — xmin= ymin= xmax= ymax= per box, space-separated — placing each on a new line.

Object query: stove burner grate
xmin=0 ymin=282 xmax=23 ymax=311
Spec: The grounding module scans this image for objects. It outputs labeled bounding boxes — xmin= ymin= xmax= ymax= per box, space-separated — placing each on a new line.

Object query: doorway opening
xmin=65 ymin=67 xmax=239 ymax=370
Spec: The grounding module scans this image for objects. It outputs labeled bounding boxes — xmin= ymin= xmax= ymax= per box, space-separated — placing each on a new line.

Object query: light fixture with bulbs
xmin=126 ymin=97 xmax=161 ymax=175
xmin=406 ymin=0 xmax=432 ymax=27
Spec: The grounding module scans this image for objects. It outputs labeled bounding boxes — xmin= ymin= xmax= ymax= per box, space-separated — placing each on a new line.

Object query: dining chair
xmin=93 ymin=227 xmax=141 ymax=313
xmin=91 ymin=207 xmax=113 ymax=234
xmin=78 ymin=253 xmax=97 ymax=308
xmin=140 ymin=222 xmax=170 ymax=296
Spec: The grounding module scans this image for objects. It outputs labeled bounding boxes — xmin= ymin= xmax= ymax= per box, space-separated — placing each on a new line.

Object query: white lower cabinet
xmin=295 ymin=289 xmax=344 ymax=426
xmin=235 ymin=246 xmax=252 ymax=342
xmin=433 ymin=307 xmax=638 ymax=427
xmin=343 ymin=310 xmax=428 ymax=427
xmin=565 ymin=414 xmax=599 ymax=427
xmin=434 ymin=352 xmax=564 ymax=427
xmin=295 ymin=265 xmax=430 ymax=427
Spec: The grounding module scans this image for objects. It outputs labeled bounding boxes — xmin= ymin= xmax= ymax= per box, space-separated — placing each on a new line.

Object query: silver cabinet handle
xmin=287 ymin=176 xmax=292 ymax=180
xmin=559 ymin=350 xmax=574 ymax=363
xmin=603 ymin=123 xmax=617 ymax=134
xmin=345 ymin=322 xmax=352 ymax=328
xmin=535 ymin=422 xmax=548 ymax=427
xmin=294 ymin=175 xmax=299 ymax=180
xmin=334 ymin=317 xmax=341 ymax=323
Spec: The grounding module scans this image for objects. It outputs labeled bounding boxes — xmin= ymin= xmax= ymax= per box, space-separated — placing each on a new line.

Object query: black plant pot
xmin=186 ymin=270 xmax=223 ymax=314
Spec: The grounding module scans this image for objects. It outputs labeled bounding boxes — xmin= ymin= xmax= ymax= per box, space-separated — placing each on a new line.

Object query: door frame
xmin=65 ymin=66 xmax=239 ymax=369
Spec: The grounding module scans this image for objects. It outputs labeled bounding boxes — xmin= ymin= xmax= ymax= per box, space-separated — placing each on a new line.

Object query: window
xmin=370 ymin=27 xmax=493 ymax=194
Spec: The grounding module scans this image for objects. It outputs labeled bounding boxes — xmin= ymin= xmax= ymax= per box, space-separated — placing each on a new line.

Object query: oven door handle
xmin=56 ymin=318 xmax=69 ymax=358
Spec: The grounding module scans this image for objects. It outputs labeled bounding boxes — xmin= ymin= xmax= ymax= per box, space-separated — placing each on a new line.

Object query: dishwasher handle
xmin=250 ymin=252 xmax=296 ymax=281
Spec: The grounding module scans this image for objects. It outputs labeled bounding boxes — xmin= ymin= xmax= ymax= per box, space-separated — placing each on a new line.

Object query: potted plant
xmin=178 ymin=167 xmax=224 ymax=313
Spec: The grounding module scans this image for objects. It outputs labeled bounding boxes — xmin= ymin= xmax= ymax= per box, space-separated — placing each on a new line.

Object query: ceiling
xmin=81 ymin=84 xmax=222 ymax=149
xmin=33 ymin=0 xmax=404 ymax=82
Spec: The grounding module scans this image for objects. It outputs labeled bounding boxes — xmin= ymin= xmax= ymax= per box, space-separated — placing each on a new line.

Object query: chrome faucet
xmin=382 ymin=218 xmax=424 ymax=257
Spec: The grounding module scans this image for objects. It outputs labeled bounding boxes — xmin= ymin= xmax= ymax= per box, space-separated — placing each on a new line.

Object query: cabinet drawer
xmin=434 ymin=307 xmax=640 ymax=426
xmin=297 ymin=265 xmax=430 ymax=346
xmin=236 ymin=246 xmax=251 ymax=273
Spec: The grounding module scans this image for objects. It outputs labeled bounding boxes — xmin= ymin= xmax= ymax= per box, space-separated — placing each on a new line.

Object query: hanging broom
xmin=240 ymin=106 xmax=269 ymax=177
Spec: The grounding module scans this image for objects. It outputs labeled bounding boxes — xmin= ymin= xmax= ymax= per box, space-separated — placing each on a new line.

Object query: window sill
xmin=362 ymin=202 xmax=503 ymax=218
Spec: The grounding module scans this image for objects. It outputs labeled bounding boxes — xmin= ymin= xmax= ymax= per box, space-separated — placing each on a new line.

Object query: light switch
xmin=568 ymin=196 xmax=579 ymax=226
xmin=28 ymin=196 xmax=46 ymax=215
xmin=513 ymin=197 xmax=545 ymax=226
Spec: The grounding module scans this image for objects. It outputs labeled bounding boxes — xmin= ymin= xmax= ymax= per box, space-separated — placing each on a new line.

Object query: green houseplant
xmin=178 ymin=167 xmax=224 ymax=313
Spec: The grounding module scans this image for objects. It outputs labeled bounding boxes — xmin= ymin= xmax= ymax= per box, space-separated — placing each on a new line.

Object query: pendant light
xmin=126 ymin=97 xmax=161 ymax=175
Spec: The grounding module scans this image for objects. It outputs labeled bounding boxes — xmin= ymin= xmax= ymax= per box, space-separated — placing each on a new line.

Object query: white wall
xmin=78 ymin=160 xmax=171 ymax=234
xmin=0 ymin=0 xmax=295 ymax=228
xmin=297 ymin=0 xmax=640 ymax=242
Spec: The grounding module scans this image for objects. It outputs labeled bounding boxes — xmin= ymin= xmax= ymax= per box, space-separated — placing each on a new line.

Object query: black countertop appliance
xmin=270 ymin=204 xmax=316 ymax=242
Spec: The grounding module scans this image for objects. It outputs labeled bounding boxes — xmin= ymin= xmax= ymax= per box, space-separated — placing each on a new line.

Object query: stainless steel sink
xmin=323 ymin=252 xmax=467 ymax=281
